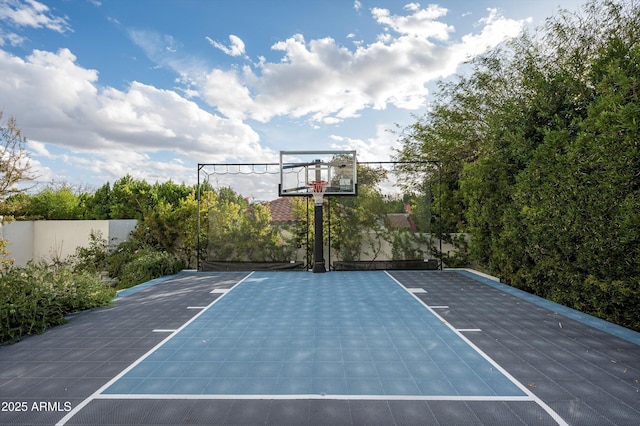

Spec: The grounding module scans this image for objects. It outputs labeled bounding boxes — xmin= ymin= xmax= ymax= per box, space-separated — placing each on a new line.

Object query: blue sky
xmin=1 ymin=0 xmax=585 ymax=198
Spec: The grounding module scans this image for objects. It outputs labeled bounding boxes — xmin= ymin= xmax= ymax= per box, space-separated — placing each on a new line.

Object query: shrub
xmin=72 ymin=230 xmax=110 ymax=274
xmin=0 ymin=263 xmax=115 ymax=344
xmin=116 ymin=249 xmax=184 ymax=290
xmin=70 ymin=228 xmax=185 ymax=291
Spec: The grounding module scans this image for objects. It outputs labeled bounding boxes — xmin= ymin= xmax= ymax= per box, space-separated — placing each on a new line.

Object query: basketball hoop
xmin=308 ymin=180 xmax=328 ymax=205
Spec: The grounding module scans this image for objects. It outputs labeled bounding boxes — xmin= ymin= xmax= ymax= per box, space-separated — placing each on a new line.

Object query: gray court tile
xmin=349 ymin=400 xmax=395 ymax=425
xmin=186 ymin=399 xmax=236 ymax=424
xmin=4 ymin=270 xmax=640 ymax=425
xmin=388 ymin=400 xmax=438 ymax=425
xmin=267 ymin=400 xmax=312 ymax=424
xmin=224 ymin=399 xmax=271 ymax=424
xmin=139 ymin=399 xmax=196 ymax=424
xmin=92 ymin=399 xmax=152 ymax=425
xmin=581 ymin=399 xmax=640 ymax=425
xmin=427 ymin=400 xmax=480 ymax=424
xmin=0 ymin=377 xmax=41 ymax=397
xmin=309 ymin=399 xmax=352 ymax=425
xmin=467 ymin=401 xmax=529 ymax=425
xmin=550 ymin=399 xmax=613 ymax=426
xmin=64 ymin=399 xmax=115 ymax=425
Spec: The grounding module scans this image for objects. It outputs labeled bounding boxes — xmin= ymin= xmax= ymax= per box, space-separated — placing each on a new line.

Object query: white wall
xmin=1 ymin=220 xmax=137 ymax=266
xmin=1 ymin=221 xmax=34 ymax=267
xmin=108 ymin=220 xmax=138 ymax=247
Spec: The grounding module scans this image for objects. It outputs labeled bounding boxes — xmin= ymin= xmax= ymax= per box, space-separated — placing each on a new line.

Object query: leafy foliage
xmin=0 ymin=262 xmax=115 ymax=344
xmin=117 ymin=249 xmax=184 ymax=290
xmin=72 ymin=230 xmax=110 ymax=274
xmin=205 ymin=187 xmax=295 ymax=263
xmin=396 ymin=0 xmax=640 ymax=330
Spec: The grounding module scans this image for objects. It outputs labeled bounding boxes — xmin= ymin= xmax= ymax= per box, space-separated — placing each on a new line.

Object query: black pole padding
xmin=312 ymin=202 xmax=326 ymax=273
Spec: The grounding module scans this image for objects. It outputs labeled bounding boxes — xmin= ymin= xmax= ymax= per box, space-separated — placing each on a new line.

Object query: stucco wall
xmin=1 ymin=220 xmax=137 ymax=266
xmin=1 ymin=221 xmax=34 ymax=267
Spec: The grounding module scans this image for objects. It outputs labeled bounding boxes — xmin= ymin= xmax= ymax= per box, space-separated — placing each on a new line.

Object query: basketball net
xmin=308 ymin=180 xmax=328 ymax=205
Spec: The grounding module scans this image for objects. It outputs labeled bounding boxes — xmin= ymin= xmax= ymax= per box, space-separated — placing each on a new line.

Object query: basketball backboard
xmin=279 ymin=150 xmax=357 ymax=197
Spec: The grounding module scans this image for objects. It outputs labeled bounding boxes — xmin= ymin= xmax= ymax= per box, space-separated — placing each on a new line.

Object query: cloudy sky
xmin=0 ymin=0 xmax=585 ymax=198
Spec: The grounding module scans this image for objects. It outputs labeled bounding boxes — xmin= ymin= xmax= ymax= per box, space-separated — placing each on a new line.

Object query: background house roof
xmin=267 ymin=197 xmax=295 ymax=223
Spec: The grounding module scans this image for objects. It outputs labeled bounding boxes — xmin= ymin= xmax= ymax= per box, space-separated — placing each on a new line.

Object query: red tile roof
xmin=387 ymin=213 xmax=418 ymax=233
xmin=267 ymin=198 xmax=417 ymax=232
xmin=267 ymin=197 xmax=295 ymax=223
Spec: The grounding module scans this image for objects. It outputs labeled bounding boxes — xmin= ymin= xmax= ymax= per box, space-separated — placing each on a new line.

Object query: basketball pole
xmin=312 ymin=197 xmax=326 ymax=273
xmin=311 ymin=162 xmax=326 ymax=273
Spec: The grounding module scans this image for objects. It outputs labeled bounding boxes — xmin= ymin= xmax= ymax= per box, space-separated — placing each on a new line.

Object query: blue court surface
xmin=1 ymin=269 xmax=639 ymax=425
xmin=104 ymin=271 xmax=525 ymax=398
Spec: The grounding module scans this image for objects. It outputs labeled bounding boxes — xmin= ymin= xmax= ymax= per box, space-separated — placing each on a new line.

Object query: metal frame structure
xmin=196 ymin=160 xmax=442 ymax=271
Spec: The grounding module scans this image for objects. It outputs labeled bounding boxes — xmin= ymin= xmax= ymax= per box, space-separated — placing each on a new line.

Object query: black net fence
xmin=197 ymin=161 xmax=443 ymax=271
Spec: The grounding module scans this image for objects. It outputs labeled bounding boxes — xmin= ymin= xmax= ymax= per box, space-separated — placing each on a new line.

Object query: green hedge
xmin=116 ymin=249 xmax=184 ymax=290
xmin=1 ymin=263 xmax=115 ymax=344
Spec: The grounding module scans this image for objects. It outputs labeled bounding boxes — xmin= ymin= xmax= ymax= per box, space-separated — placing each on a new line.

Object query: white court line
xmin=56 ymin=271 xmax=255 ymax=426
xmin=211 ymin=288 xmax=229 ymax=294
xmin=457 ymin=329 xmax=482 ymax=332
xmin=94 ymin=393 xmax=535 ymax=402
xmin=408 ymin=288 xmax=427 ymax=293
xmin=187 ymin=306 xmax=207 ymax=309
xmin=152 ymin=329 xmax=177 ymax=333
xmin=430 ymin=305 xmax=449 ymax=309
xmin=385 ymin=271 xmax=569 ymax=426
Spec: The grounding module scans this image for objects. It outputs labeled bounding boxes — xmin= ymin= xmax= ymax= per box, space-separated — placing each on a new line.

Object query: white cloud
xmin=0 ymin=0 xmax=71 ymax=33
xmin=198 ymin=5 xmax=527 ymax=125
xmin=354 ymin=0 xmax=362 ymax=12
xmin=26 ymin=140 xmax=52 ymax=158
xmin=203 ymin=68 xmax=253 ymax=120
xmin=0 ymin=30 xmax=24 ymax=46
xmin=403 ymin=3 xmax=421 ymax=12
xmin=128 ymin=29 xmax=207 ymax=82
xmin=0 ymin=2 xmax=530 ymax=189
xmin=206 ymin=34 xmax=246 ymax=57
xmin=451 ymin=8 xmax=529 ymax=63
xmin=0 ymin=47 xmax=271 ymax=184
xmin=129 ymin=30 xmax=179 ymax=61
xmin=73 ymin=148 xmax=193 ymax=184
xmin=330 ymin=126 xmax=403 ymax=195
xmin=330 ymin=124 xmax=400 ymax=163
xmin=372 ymin=3 xmax=452 ymax=40
xmin=24 ymin=156 xmax=55 ymax=184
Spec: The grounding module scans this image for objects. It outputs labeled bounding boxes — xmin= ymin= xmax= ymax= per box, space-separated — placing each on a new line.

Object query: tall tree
xmin=0 ymin=111 xmax=36 ymax=202
xmin=0 ymin=111 xmax=36 ymax=266
xmin=109 ymin=175 xmax=153 ymax=219
xmin=79 ymin=182 xmax=112 ymax=220
xmin=396 ymin=0 xmax=640 ymax=329
xmin=27 ymin=185 xmax=82 ymax=220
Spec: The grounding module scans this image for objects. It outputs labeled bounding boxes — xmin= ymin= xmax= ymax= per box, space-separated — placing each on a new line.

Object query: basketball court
xmin=3 ymin=151 xmax=639 ymax=424
xmin=2 ymin=269 xmax=639 ymax=425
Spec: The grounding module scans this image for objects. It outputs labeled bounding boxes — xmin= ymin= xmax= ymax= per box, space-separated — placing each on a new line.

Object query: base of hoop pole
xmin=312 ymin=261 xmax=326 ymax=273
xmin=312 ymin=202 xmax=326 ymax=273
